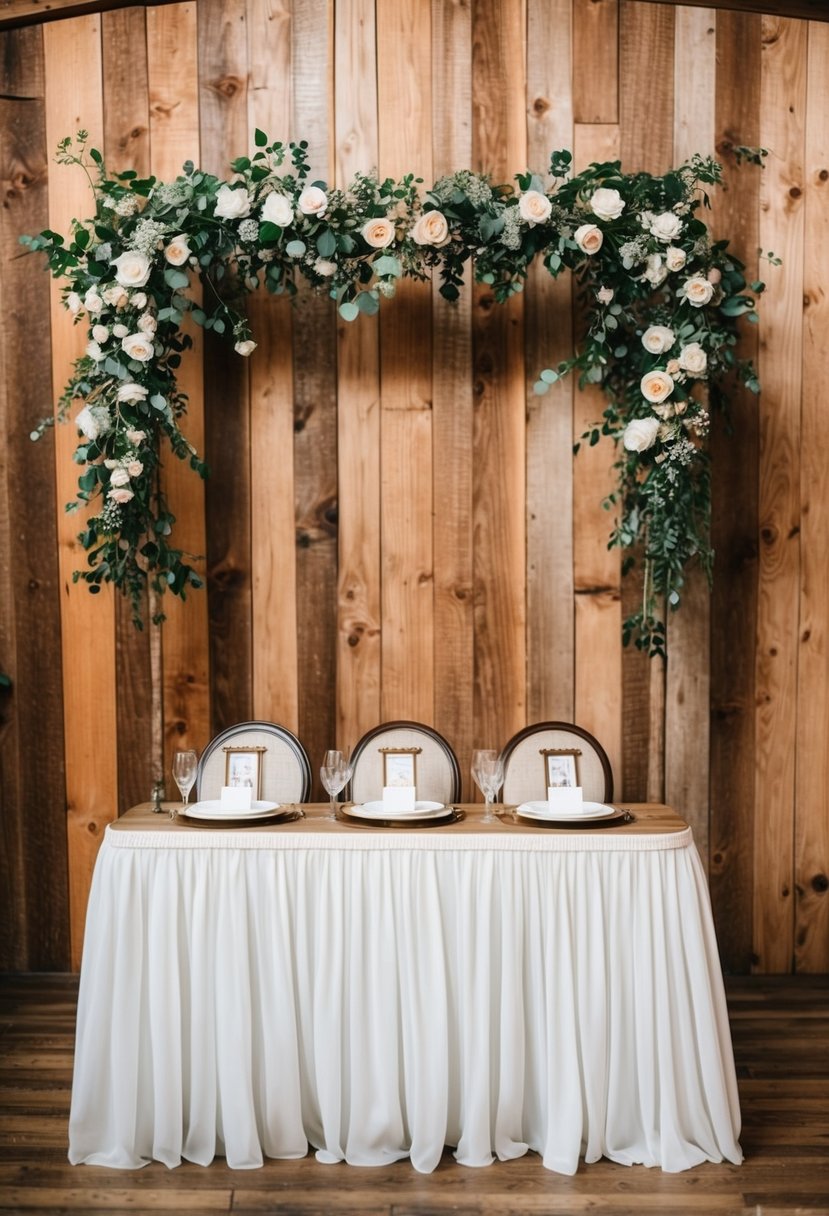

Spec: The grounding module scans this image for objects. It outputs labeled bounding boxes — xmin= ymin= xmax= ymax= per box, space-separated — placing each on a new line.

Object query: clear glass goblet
xmin=320 ymin=749 xmax=352 ymax=819
xmin=471 ymin=749 xmax=504 ymax=823
xmin=171 ymin=749 xmax=198 ymax=821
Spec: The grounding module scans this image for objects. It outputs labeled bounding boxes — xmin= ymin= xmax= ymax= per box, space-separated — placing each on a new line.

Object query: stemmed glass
xmin=471 ymin=749 xmax=504 ymax=823
xmin=171 ymin=749 xmax=198 ymax=821
xmin=320 ymin=749 xmax=352 ymax=819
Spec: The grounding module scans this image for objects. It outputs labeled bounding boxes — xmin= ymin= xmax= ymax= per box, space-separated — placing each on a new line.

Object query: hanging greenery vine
xmin=23 ymin=131 xmax=770 ymax=654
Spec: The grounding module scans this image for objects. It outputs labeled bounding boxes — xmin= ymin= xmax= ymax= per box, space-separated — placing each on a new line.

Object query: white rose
xmin=214 ymin=183 xmax=252 ymax=220
xmin=112 ymin=323 xmax=129 ymax=339
xmin=640 ymin=369 xmax=675 ymax=404
xmin=66 ymin=291 xmax=82 ymax=315
xmin=682 ymin=275 xmax=715 ymax=307
xmin=131 ymin=291 xmax=147 ymax=310
xmin=75 ymin=405 xmax=100 ymax=440
xmin=164 ymin=235 xmax=191 ymax=266
xmin=92 ymin=324 xmax=109 ymax=344
xmin=110 ymin=467 xmax=131 ymax=488
xmin=361 ymin=216 xmax=396 ymax=249
xmin=138 ymin=313 xmax=157 ymax=336
xmin=623 ymin=416 xmax=661 ymax=452
xmin=126 ymin=459 xmax=144 ymax=478
xmin=315 ymin=258 xmax=337 ymax=277
xmin=126 ymin=428 xmax=146 ymax=444
xmin=85 ymin=340 xmax=104 ymax=361
xmin=410 ymin=209 xmax=450 ymax=247
xmin=678 ymin=342 xmax=708 ymax=377
xmin=298 ymin=186 xmax=327 ymax=217
xmin=650 ymin=211 xmax=683 ymax=242
xmin=574 ymin=223 xmax=603 ymax=255
xmin=665 ymin=245 xmax=686 ymax=272
xmin=103 ymin=284 xmax=128 ymax=308
xmin=108 ymin=487 xmax=134 ymax=505
xmin=597 ymin=286 xmax=614 ymax=305
xmin=643 ymin=253 xmax=668 ymax=286
xmin=234 ymin=339 xmax=257 ymax=357
xmin=518 ymin=190 xmax=552 ymax=225
xmin=121 ymin=332 xmax=155 ymax=362
xmin=117 ymin=383 xmax=148 ymax=404
xmin=84 ymin=290 xmax=103 ymax=315
xmin=641 ymin=325 xmax=675 ymax=355
xmin=111 ymin=251 xmax=152 ymax=289
xmin=261 ymin=192 xmax=294 ymax=226
xmin=590 ymin=187 xmax=625 ymax=222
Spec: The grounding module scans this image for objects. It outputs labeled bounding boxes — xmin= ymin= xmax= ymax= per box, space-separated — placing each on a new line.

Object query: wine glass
xmin=471 ymin=749 xmax=504 ymax=823
xmin=320 ymin=749 xmax=352 ymax=819
xmin=171 ymin=749 xmax=198 ymax=820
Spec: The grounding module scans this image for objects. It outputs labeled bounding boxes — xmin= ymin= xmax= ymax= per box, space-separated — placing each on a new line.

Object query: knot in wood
xmin=214 ymin=75 xmax=244 ymax=100
xmin=811 ymin=873 xmax=829 ymax=894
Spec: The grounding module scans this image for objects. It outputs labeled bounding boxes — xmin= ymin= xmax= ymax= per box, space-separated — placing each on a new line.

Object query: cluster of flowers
xmin=24 ymin=133 xmax=765 ymax=645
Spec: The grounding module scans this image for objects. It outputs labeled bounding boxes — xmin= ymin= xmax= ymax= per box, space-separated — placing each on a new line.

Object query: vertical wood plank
xmin=432 ymin=0 xmax=473 ymax=789
xmin=794 ymin=20 xmax=828 ymax=972
xmin=753 ymin=15 xmax=806 ymax=974
xmin=246 ymin=0 xmax=299 ymax=732
xmin=147 ymin=1 xmax=210 ymax=780
xmin=709 ymin=9 xmax=761 ymax=975
xmin=572 ymin=0 xmax=618 ymax=125
xmin=43 ymin=15 xmax=113 ymax=969
xmin=0 ymin=26 xmax=69 ymax=970
xmin=102 ymin=4 xmax=156 ymax=811
xmin=665 ymin=5 xmax=716 ymax=866
xmin=292 ymin=0 xmax=337 ymax=782
xmin=199 ymin=0 xmax=252 ymax=733
xmin=572 ymin=122 xmax=622 ymax=797
xmin=335 ymin=0 xmax=381 ymax=751
xmin=526 ymin=0 xmax=575 ymax=725
xmin=471 ymin=0 xmax=527 ymax=751
xmin=376 ymin=0 xmax=435 ymax=725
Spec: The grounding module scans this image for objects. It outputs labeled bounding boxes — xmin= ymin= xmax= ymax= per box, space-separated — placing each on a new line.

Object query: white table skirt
xmin=68 ymin=813 xmax=742 ymax=1174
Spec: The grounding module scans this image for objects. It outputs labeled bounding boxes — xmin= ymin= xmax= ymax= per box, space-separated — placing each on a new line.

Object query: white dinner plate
xmin=349 ymin=800 xmax=446 ymax=821
xmin=516 ymin=800 xmax=615 ymax=821
xmin=185 ymin=800 xmax=281 ymax=821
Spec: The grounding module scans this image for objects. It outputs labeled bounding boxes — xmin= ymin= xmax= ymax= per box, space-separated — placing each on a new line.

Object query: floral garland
xmin=24 ymin=131 xmax=768 ymax=652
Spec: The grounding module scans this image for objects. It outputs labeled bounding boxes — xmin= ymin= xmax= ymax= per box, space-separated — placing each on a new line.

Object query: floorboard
xmin=0 ymin=974 xmax=827 ymax=1215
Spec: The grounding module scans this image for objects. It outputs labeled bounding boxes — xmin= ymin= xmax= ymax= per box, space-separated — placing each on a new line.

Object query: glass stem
xmin=330 ymin=792 xmax=337 ymax=816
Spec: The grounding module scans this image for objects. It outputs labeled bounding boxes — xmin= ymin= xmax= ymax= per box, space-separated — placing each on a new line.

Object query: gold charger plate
xmin=177 ymin=807 xmax=303 ymax=829
xmin=508 ymin=807 xmax=634 ymax=829
xmin=336 ymin=806 xmax=465 ymax=830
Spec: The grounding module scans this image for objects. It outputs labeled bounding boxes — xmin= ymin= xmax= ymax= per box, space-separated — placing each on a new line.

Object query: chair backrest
xmin=348 ymin=721 xmax=462 ymax=805
xmin=195 ymin=720 xmax=312 ymax=803
xmin=500 ymin=721 xmax=613 ymax=805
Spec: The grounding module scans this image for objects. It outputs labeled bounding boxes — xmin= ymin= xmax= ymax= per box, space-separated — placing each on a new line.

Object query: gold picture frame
xmin=223 ymin=746 xmax=266 ymax=798
xmin=540 ymin=747 xmax=581 ymax=790
xmin=380 ymin=746 xmax=421 ymax=788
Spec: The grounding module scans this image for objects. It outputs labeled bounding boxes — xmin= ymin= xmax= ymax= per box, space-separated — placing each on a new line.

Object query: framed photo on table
xmin=224 ymin=747 xmax=264 ymax=797
xmin=381 ymin=748 xmax=420 ymax=789
xmin=541 ymin=748 xmax=580 ymax=790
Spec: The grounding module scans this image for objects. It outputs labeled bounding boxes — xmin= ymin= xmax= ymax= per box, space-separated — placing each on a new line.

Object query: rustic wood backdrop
xmin=0 ymin=0 xmax=826 ymax=975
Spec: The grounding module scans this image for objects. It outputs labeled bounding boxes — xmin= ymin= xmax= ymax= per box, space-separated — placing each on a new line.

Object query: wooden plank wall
xmin=0 ymin=0 xmax=827 ymax=975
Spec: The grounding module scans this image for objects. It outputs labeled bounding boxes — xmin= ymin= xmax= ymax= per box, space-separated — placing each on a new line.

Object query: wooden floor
xmin=1 ymin=975 xmax=827 ymax=1216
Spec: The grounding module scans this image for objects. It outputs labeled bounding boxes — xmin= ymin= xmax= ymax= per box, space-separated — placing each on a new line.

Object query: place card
xmin=221 ymin=784 xmax=253 ymax=811
xmin=383 ymin=785 xmax=416 ymax=813
xmin=547 ymin=785 xmax=584 ymax=813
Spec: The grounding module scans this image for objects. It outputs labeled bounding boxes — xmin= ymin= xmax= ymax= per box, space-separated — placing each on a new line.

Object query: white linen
xmin=69 ymin=825 xmax=741 ymax=1174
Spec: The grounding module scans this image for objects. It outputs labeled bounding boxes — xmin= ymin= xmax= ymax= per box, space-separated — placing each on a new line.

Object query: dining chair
xmin=500 ymin=721 xmax=614 ymax=805
xmin=195 ymin=720 xmax=312 ymax=803
xmin=348 ymin=721 xmax=462 ymax=806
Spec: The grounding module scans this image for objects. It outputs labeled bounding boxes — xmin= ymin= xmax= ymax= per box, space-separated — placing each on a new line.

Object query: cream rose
xmin=164 ymin=235 xmax=191 ymax=266
xmin=298 ymin=186 xmax=328 ymax=217
xmin=131 ymin=292 xmax=147 ymax=310
xmin=597 ymin=286 xmax=614 ymax=305
xmin=641 ymin=369 xmax=675 ymax=404
xmin=650 ymin=211 xmax=683 ymax=242
xmin=66 ymin=291 xmax=82 ymax=315
xmin=92 ymin=324 xmax=109 ymax=344
xmin=110 ymin=467 xmax=131 ymax=488
xmin=126 ymin=428 xmax=146 ymax=445
xmin=214 ymin=184 xmax=252 ymax=220
xmin=117 ymin=382 xmax=148 ymax=404
xmin=84 ymin=289 xmax=103 ymax=315
xmin=641 ymin=325 xmax=675 ymax=355
xmin=623 ymin=416 xmax=660 ymax=452
xmin=126 ymin=459 xmax=144 ymax=478
xmin=108 ymin=487 xmax=134 ymax=505
xmin=103 ymin=284 xmax=128 ymax=308
xmin=261 ymin=192 xmax=294 ymax=227
xmin=678 ymin=342 xmax=708 ymax=377
xmin=643 ymin=253 xmax=668 ymax=286
xmin=361 ymin=216 xmax=396 ymax=249
xmin=665 ymin=245 xmax=686 ymax=272
xmin=315 ymin=258 xmax=337 ymax=277
xmin=518 ymin=190 xmax=552 ymax=225
xmin=138 ymin=313 xmax=157 ymax=336
xmin=121 ymin=332 xmax=155 ymax=362
xmin=85 ymin=340 xmax=104 ymax=361
xmin=111 ymin=251 xmax=152 ymax=289
xmin=112 ymin=323 xmax=129 ymax=339
xmin=590 ymin=187 xmax=625 ymax=222
xmin=75 ymin=405 xmax=100 ymax=440
xmin=234 ymin=339 xmax=257 ymax=357
xmin=410 ymin=209 xmax=450 ymax=247
xmin=707 ymin=267 xmax=722 ymax=285
xmin=682 ymin=275 xmax=715 ymax=307
xmin=574 ymin=223 xmax=603 ymax=255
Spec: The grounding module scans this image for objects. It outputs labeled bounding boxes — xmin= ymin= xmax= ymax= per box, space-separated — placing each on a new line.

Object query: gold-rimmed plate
xmin=177 ymin=807 xmax=304 ymax=829
xmin=336 ymin=806 xmax=465 ymax=829
xmin=509 ymin=807 xmax=634 ymax=829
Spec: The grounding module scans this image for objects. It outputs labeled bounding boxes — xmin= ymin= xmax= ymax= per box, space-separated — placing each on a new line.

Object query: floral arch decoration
xmin=25 ymin=132 xmax=770 ymax=656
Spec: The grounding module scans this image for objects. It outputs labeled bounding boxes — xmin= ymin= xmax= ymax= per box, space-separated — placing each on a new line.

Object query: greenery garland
xmin=24 ymin=131 xmax=770 ymax=654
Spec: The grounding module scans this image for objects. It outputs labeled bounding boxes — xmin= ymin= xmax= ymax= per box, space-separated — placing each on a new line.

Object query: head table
xmin=68 ymin=802 xmax=741 ymax=1175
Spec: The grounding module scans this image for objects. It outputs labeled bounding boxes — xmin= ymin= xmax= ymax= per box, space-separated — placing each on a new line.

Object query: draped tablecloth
xmin=68 ymin=804 xmax=742 ymax=1174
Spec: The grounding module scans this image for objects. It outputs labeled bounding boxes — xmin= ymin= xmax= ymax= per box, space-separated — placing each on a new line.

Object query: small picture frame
xmin=381 ymin=747 xmax=419 ymax=789
xmin=224 ymin=747 xmax=264 ymax=798
xmin=541 ymin=748 xmax=580 ymax=790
